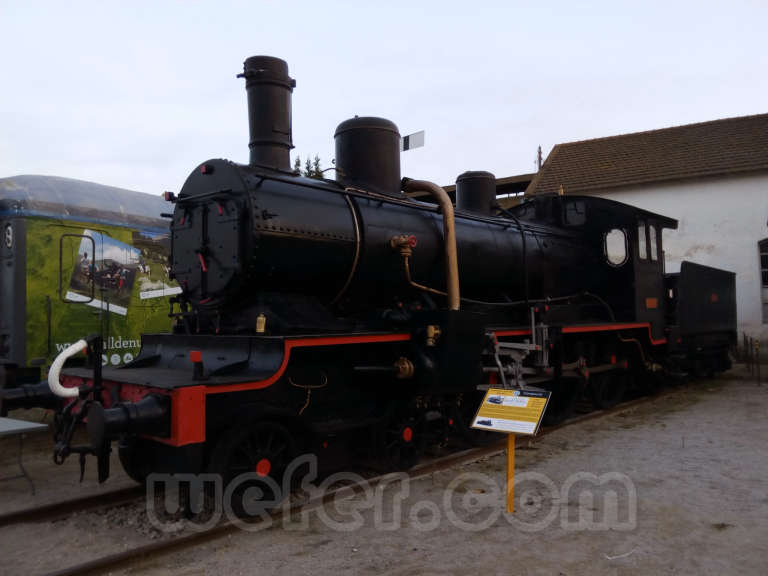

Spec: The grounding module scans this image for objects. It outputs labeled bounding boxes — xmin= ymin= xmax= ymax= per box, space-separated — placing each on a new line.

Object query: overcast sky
xmin=1 ymin=0 xmax=766 ymax=196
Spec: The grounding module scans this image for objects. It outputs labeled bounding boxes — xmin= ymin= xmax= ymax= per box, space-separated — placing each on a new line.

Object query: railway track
xmin=31 ymin=389 xmax=666 ymax=576
xmin=0 ymin=485 xmax=144 ymax=528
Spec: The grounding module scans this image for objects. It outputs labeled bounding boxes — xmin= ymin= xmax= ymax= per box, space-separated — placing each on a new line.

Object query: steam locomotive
xmin=4 ymin=56 xmax=736 ymax=492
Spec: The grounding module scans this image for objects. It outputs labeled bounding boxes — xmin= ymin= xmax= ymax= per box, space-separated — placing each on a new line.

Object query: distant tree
xmin=293 ymin=154 xmax=324 ymax=179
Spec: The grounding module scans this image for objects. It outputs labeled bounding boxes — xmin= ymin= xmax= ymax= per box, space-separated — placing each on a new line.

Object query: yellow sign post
xmin=471 ymin=388 xmax=550 ymax=514
xmin=506 ymin=433 xmax=515 ymax=513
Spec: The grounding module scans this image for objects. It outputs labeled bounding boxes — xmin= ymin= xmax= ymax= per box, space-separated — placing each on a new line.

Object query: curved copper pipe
xmin=403 ymin=255 xmax=447 ymax=298
xmin=401 ymin=178 xmax=460 ymax=310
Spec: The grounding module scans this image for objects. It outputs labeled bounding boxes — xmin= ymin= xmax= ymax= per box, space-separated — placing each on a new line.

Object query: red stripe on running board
xmin=148 ymin=332 xmax=412 ymax=446
xmin=562 ymin=323 xmax=667 ymax=345
xmin=493 ymin=329 xmax=532 ymax=337
xmin=205 ymin=333 xmax=412 ymax=395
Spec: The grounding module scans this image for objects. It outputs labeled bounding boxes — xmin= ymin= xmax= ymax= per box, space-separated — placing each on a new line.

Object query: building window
xmin=637 ymin=221 xmax=647 ymax=260
xmin=760 ymin=239 xmax=768 ymax=324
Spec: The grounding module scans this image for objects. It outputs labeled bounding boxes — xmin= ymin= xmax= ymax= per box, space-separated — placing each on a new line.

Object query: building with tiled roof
xmin=527 ymin=113 xmax=768 ymax=196
xmin=527 ymin=113 xmax=768 ymax=349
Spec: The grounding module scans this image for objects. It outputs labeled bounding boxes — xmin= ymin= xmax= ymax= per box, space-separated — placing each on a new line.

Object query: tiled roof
xmin=527 ymin=113 xmax=768 ymax=195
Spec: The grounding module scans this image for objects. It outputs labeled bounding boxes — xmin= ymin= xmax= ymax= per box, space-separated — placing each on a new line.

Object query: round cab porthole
xmin=604 ymin=228 xmax=628 ymax=267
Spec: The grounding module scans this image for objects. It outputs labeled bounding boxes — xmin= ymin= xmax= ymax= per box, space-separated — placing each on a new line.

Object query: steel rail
xmin=0 ymin=485 xmax=144 ymax=528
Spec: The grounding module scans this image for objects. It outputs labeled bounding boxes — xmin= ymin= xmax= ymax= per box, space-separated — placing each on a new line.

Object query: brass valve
xmin=390 ymin=234 xmax=417 ymax=257
xmin=394 ymin=357 xmax=415 ymax=379
xmin=426 ymin=324 xmax=441 ymax=347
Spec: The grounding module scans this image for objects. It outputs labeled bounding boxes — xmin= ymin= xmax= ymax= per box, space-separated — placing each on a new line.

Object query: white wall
xmin=583 ymin=173 xmax=768 ymax=345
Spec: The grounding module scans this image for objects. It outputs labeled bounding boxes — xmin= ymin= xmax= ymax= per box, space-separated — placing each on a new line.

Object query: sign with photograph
xmin=65 ymin=229 xmax=180 ymax=316
xmin=471 ymin=388 xmax=551 ymax=436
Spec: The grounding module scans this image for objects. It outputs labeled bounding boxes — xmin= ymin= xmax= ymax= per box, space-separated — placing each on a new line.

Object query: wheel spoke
xmin=242 ymin=439 xmax=258 ymax=461
xmin=270 ymin=442 xmax=287 ymax=458
xmin=235 ymin=446 xmax=256 ymax=466
xmin=219 ymin=423 xmax=295 ymax=499
xmin=264 ymin=431 xmax=275 ymax=452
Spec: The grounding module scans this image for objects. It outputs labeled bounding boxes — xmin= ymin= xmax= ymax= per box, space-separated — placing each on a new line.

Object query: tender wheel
xmin=207 ymin=421 xmax=297 ymax=518
xmin=590 ymin=372 xmax=627 ymax=410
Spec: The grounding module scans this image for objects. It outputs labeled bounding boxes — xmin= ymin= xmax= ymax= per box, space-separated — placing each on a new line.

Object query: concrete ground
xmin=1 ymin=368 xmax=767 ymax=575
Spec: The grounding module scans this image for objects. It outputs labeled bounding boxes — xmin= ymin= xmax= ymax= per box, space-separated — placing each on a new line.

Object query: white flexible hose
xmin=48 ymin=339 xmax=88 ymax=398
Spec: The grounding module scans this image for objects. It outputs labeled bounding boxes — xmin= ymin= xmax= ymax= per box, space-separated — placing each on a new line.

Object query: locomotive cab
xmin=511 ymin=194 xmax=677 ymax=337
xmin=592 ymin=198 xmax=677 ymax=342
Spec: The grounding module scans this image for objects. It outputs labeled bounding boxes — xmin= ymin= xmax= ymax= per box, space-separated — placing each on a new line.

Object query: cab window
xmin=604 ymin=228 xmax=628 ymax=267
xmin=637 ymin=221 xmax=647 ymax=260
xmin=649 ymin=224 xmax=658 ymax=261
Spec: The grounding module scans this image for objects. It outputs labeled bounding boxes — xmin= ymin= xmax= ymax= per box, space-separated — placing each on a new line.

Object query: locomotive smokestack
xmin=239 ymin=56 xmax=295 ymax=172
